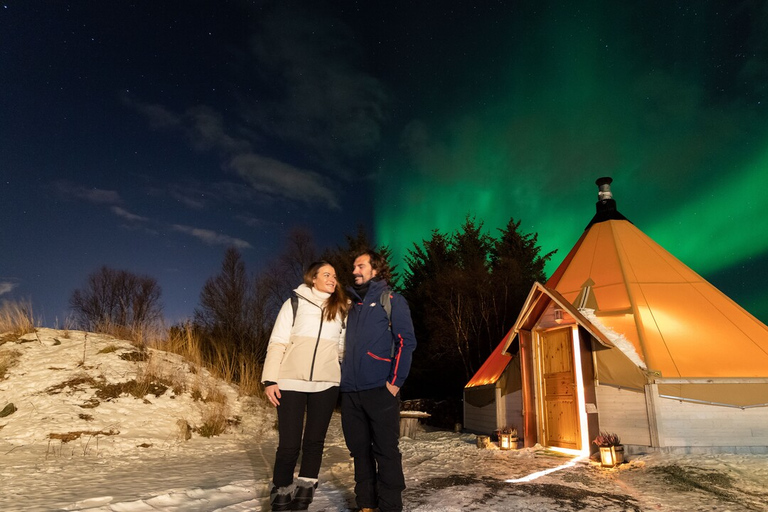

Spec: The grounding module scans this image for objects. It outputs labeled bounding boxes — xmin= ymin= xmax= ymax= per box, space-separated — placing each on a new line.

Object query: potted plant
xmin=498 ymin=426 xmax=518 ymax=450
xmin=593 ymin=431 xmax=624 ymax=467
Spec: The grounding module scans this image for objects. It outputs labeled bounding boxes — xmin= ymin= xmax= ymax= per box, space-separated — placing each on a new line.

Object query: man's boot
xmin=291 ymin=478 xmax=318 ymax=510
xmin=270 ymin=483 xmax=295 ymax=511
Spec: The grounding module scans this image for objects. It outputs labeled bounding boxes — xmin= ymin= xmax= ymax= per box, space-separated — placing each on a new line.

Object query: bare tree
xmin=70 ymin=266 xmax=163 ymax=339
xmin=195 ymin=247 xmax=255 ymax=357
xmin=255 ymin=228 xmax=319 ymax=323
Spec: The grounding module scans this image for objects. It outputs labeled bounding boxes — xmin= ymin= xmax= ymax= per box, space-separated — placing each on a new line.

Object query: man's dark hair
xmin=354 ymin=249 xmax=392 ymax=282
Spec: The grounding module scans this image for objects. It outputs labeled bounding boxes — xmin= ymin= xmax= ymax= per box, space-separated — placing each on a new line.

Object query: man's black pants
xmin=341 ymin=387 xmax=404 ymax=512
xmin=273 ymin=386 xmax=339 ymax=487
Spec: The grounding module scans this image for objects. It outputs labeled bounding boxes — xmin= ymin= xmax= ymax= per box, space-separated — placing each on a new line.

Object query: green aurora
xmin=374 ymin=2 xmax=768 ymax=322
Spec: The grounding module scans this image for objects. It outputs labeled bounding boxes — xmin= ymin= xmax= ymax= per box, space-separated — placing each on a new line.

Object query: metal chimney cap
xmin=596 ymin=177 xmax=613 ymax=202
xmin=585 ymin=175 xmax=630 ymax=230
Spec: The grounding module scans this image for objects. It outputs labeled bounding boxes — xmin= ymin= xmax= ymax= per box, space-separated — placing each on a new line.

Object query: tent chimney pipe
xmin=585 ymin=176 xmax=629 ymax=229
xmin=595 ymin=177 xmax=616 ymax=214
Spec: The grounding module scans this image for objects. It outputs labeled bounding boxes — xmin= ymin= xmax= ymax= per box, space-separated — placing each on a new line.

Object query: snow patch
xmin=579 ymin=308 xmax=647 ymax=369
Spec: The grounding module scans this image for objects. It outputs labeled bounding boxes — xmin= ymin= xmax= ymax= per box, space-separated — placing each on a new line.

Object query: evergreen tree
xmin=402 ymin=216 xmax=555 ymax=399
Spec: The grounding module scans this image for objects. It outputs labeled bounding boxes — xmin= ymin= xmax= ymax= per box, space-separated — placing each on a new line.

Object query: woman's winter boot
xmin=291 ymin=478 xmax=318 ymax=510
xmin=270 ymin=483 xmax=295 ymax=511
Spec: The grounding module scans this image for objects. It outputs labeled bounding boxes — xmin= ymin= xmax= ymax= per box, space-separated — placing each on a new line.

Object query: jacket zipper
xmin=308 ymin=309 xmax=324 ymax=381
xmin=349 ymin=301 xmax=363 ymax=389
xmin=367 ymin=351 xmax=391 ymax=362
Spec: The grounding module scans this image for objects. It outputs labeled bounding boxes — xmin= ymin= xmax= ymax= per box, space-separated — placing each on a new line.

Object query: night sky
xmin=3 ymin=1 xmax=767 ymax=326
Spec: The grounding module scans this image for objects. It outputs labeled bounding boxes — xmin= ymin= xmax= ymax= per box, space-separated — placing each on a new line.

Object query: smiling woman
xmin=311 ymin=265 xmax=338 ymax=294
xmin=261 ymin=259 xmax=350 ymax=510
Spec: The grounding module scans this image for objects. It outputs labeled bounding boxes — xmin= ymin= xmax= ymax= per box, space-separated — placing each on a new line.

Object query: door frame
xmin=532 ymin=324 xmax=590 ymax=453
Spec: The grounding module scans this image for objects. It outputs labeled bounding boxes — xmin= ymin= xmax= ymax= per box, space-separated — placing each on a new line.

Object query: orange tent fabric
xmin=546 ymin=219 xmax=768 ymax=379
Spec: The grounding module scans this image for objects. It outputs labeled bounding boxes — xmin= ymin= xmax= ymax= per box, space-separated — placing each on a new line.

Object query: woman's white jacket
xmin=261 ymin=284 xmax=345 ymax=386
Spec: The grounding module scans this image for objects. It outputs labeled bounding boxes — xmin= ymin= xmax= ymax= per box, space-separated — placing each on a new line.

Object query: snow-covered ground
xmin=2 ymin=329 xmax=767 ymax=512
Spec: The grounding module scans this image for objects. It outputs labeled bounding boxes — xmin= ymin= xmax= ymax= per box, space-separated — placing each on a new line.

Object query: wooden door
xmin=541 ymin=328 xmax=580 ymax=449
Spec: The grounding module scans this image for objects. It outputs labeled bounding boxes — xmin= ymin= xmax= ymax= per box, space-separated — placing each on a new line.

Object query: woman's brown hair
xmin=304 ymin=261 xmax=349 ymax=322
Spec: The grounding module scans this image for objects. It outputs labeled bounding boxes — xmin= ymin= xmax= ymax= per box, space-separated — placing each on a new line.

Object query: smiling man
xmin=339 ymin=249 xmax=417 ymax=512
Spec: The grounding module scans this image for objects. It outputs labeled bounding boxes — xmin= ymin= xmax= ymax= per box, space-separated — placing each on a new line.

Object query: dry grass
xmin=237 ymin=355 xmax=263 ymax=397
xmin=0 ymin=299 xmax=36 ymax=338
xmin=54 ymin=314 xmax=77 ymax=338
xmin=44 ymin=353 xmax=183 ymax=402
xmin=46 ymin=375 xmax=102 ymax=394
xmin=155 ymin=324 xmax=264 ymax=398
xmin=0 ymin=349 xmax=22 ymax=380
xmin=88 ymin=319 xmax=166 ymax=347
xmin=160 ymin=324 xmax=205 ymax=367
xmin=90 ymin=321 xmax=138 ymax=345
xmin=95 ymin=378 xmax=170 ymax=400
xmin=197 ymin=402 xmax=228 ymax=437
xmin=48 ymin=429 xmax=119 ymax=443
xmin=46 ymin=428 xmax=120 ymax=458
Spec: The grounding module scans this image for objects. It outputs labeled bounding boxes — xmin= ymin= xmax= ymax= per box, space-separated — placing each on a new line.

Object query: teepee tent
xmin=465 ymin=178 xmax=768 ymax=454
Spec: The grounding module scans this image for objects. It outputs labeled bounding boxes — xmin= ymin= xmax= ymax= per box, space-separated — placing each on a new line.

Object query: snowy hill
xmin=2 ymin=329 xmax=768 ymax=511
xmin=1 ymin=328 xmax=248 ymax=454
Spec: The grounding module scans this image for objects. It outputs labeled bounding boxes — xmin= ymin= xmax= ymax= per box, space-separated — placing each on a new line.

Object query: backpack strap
xmin=380 ymin=288 xmax=395 ymax=357
xmin=290 ymin=292 xmax=299 ymax=326
xmin=380 ymin=288 xmax=392 ymax=330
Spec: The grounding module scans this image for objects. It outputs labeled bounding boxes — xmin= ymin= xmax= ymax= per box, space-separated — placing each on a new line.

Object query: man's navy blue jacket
xmin=340 ymin=279 xmax=417 ymax=392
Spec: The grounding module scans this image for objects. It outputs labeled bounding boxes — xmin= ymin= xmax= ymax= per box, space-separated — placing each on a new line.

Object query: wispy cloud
xmin=111 ymin=206 xmax=149 ymax=222
xmin=187 ymin=106 xmax=252 ymax=154
xmin=229 ymin=153 xmax=339 ymax=209
xmin=172 ymin=224 xmax=252 ymax=249
xmin=0 ymin=281 xmax=18 ymax=296
xmin=121 ymin=95 xmax=181 ymax=130
xmin=128 ymin=96 xmax=342 ymax=210
xmin=53 ymin=181 xmax=121 ymax=205
xmin=236 ymin=214 xmax=268 ymax=228
xmin=170 ymin=190 xmax=207 ymax=210
xmin=162 ymin=180 xmax=275 ymax=210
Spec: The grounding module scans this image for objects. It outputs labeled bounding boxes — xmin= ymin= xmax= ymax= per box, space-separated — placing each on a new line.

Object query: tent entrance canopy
xmin=506 ymin=282 xmax=651 ymax=391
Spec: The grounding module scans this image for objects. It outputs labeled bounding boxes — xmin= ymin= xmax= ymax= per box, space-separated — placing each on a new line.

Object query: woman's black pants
xmin=273 ymin=386 xmax=339 ymax=487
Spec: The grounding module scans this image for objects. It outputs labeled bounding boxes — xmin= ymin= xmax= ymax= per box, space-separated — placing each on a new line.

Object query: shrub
xmin=500 ymin=425 xmax=517 ymax=436
xmin=593 ymin=431 xmax=621 ymax=447
xmin=197 ymin=403 xmax=228 ymax=437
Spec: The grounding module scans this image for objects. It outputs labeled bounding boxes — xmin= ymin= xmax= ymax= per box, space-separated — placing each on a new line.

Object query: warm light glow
xmin=638 ymin=305 xmax=688 ymax=340
xmin=547 ymin=446 xmax=582 ymax=456
xmin=571 ymin=326 xmax=591 ymax=455
xmin=505 ymin=456 xmax=586 ymax=483
xmin=554 ymin=308 xmax=564 ymax=324
xmin=599 ymin=446 xmax=615 ymax=467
